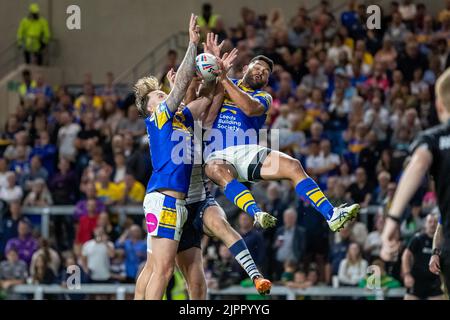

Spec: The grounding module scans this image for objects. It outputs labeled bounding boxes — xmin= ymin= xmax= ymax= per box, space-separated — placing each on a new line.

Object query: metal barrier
xmin=10 ymin=284 xmax=405 ymax=300
xmin=22 ymin=205 xmax=143 ymax=238
xmin=21 ymin=205 xmax=382 ymax=239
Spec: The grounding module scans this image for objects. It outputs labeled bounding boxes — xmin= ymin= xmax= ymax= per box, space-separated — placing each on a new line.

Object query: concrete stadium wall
xmin=0 ymin=0 xmax=447 ymax=85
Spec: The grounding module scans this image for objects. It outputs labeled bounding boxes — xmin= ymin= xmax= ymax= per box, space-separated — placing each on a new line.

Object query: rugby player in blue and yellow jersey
xmin=204 ymin=53 xmax=360 ymax=233
xmin=132 ymin=14 xmax=216 ymax=300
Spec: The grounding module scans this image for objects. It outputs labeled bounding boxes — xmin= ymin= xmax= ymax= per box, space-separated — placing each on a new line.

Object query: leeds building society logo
xmin=366 ymin=5 xmax=381 ymax=30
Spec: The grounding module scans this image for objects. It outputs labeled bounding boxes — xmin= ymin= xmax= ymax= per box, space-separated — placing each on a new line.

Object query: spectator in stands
xmin=17 ymin=69 xmax=36 ymax=99
xmin=57 ymin=110 xmax=81 ymax=161
xmin=363 ymin=96 xmax=389 ymax=141
xmin=32 ymin=72 xmax=54 ymax=102
xmin=112 ymin=153 xmax=127 ymax=183
xmin=337 ymin=242 xmax=368 ymax=286
xmin=372 ymin=171 xmax=391 ymax=205
xmin=4 ymin=218 xmax=38 ymax=266
xmin=49 ymin=157 xmax=77 ymax=205
xmin=0 ymin=248 xmax=28 ymax=293
xmin=0 ymin=172 xmax=23 ymax=204
xmin=327 ymin=226 xmax=351 ymax=280
xmin=75 ymin=199 xmax=100 ymax=247
xmin=74 ymin=182 xmax=105 ymax=221
xmin=385 ymin=12 xmax=408 ymax=50
xmin=30 ymin=238 xmax=60 ymax=278
xmin=95 ymin=168 xmax=123 ymax=205
xmin=30 ymin=131 xmax=57 ymax=178
xmin=285 ymin=268 xmax=313 ymax=289
xmin=207 ymin=243 xmax=241 ymax=290
xmin=3 ymin=131 xmax=31 ymax=162
xmin=0 ymin=158 xmax=9 ymax=189
xmin=397 ymin=41 xmax=429 ymax=82
xmin=115 ymin=225 xmax=146 ymax=282
xmin=274 ymin=208 xmax=306 ymax=280
xmin=98 ymin=72 xmax=119 ymax=103
xmin=17 ymin=3 xmax=50 ymax=65
xmin=23 ymin=178 xmax=53 ymax=207
xmin=81 ymin=227 xmax=114 ymax=283
xmin=117 ymin=107 xmax=146 ymax=139
xmin=120 ymin=173 xmax=145 ymax=205
xmin=75 ymin=110 xmax=101 ymax=170
xmin=363 ymin=214 xmax=382 ymax=257
xmin=301 ymin=58 xmax=329 ymax=91
xmin=110 ymin=249 xmax=127 ymax=284
xmin=103 ymin=100 xmax=123 ymax=136
xmin=279 ymin=259 xmax=297 ymax=283
xmin=9 ymin=145 xmax=29 ymax=182
xmin=374 ymin=37 xmax=397 ymax=70
xmin=31 ymin=254 xmax=56 ymax=285
xmin=346 ymin=167 xmax=372 ymax=207
xmin=398 ymin=0 xmax=417 ymax=23
xmin=306 ymin=264 xmax=320 ymax=286
xmin=74 ymin=83 xmax=103 ymax=115
xmin=347 ymin=217 xmax=369 ymax=248
xmin=20 ymin=155 xmax=48 ymax=192
xmin=96 ymin=212 xmax=119 ymax=243
xmin=0 ymin=201 xmax=22 ymax=260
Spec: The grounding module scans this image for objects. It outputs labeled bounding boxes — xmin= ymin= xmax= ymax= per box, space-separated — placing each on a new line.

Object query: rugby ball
xmin=195 ymin=53 xmax=219 ymax=81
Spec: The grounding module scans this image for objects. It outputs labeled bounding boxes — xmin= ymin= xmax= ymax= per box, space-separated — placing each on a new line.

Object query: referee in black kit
xmin=381 ymin=67 xmax=450 ymax=299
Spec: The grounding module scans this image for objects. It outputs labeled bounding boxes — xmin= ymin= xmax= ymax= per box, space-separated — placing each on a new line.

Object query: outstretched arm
xmin=219 ymin=76 xmax=268 ymax=117
xmin=165 ymin=14 xmax=200 ymax=112
xmin=203 ymin=82 xmax=224 ymax=128
xmin=187 ymin=35 xmax=237 ymax=122
xmin=380 ymin=146 xmax=432 ymax=260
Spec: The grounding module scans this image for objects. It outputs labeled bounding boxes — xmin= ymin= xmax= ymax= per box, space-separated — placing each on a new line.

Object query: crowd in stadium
xmin=1 ymin=0 xmax=450 ymax=299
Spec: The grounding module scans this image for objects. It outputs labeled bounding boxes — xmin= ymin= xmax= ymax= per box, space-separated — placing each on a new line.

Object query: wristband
xmin=432 ymin=248 xmax=441 ymax=257
xmin=386 ymin=214 xmax=402 ymax=224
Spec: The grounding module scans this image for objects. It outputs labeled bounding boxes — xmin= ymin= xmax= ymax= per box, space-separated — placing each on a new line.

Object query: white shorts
xmin=143 ymin=192 xmax=188 ymax=242
xmin=205 ymin=144 xmax=271 ymax=182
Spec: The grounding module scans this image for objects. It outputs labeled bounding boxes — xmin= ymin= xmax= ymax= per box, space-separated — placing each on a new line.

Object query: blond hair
xmin=133 ymin=76 xmax=160 ymax=117
xmin=435 ymin=67 xmax=450 ymax=112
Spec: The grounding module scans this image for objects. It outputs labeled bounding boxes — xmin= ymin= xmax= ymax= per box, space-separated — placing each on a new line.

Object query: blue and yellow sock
xmin=295 ymin=177 xmax=334 ymax=220
xmin=229 ymin=239 xmax=262 ymax=280
xmin=224 ymin=179 xmax=261 ymax=217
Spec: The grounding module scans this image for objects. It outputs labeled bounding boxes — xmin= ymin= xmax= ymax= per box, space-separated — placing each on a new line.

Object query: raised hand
xmin=166 ymin=68 xmax=176 ymax=89
xmin=215 ymin=48 xmax=239 ymax=80
xmin=203 ymin=33 xmax=224 ymax=57
xmin=189 ymin=14 xmax=200 ymax=45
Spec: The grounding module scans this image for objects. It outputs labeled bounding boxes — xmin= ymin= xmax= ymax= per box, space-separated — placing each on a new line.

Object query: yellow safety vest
xmin=197 ymin=14 xmax=220 ymax=29
xmin=17 ymin=17 xmax=51 ymax=52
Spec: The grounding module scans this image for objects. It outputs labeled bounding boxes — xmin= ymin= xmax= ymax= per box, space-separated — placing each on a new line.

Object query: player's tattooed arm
xmin=165 ymin=14 xmax=199 ymax=112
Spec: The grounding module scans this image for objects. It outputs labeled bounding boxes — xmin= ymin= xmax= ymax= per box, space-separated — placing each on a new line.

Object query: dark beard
xmin=243 ymin=74 xmax=265 ymax=90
